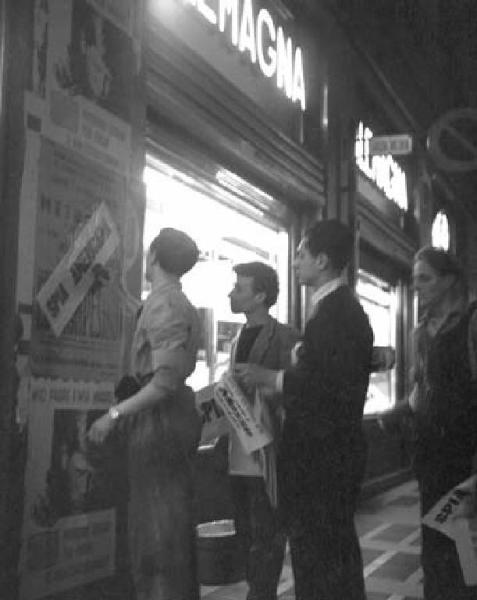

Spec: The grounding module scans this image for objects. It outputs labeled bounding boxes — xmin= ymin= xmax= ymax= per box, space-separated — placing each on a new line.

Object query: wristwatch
xmin=108 ymin=406 xmax=121 ymax=421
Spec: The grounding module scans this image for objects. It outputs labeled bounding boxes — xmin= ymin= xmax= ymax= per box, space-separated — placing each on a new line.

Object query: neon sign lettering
xmin=184 ymin=0 xmax=306 ymax=111
xmin=355 ymin=121 xmax=408 ymax=210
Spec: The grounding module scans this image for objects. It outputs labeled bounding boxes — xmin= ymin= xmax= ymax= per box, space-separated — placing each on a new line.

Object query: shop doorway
xmin=143 ymin=155 xmax=289 ymax=391
xmin=357 ymin=270 xmax=397 ymax=414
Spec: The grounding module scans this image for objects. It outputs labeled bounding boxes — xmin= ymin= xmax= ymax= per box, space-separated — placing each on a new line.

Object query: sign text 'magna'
xmin=184 ymin=0 xmax=306 ymax=111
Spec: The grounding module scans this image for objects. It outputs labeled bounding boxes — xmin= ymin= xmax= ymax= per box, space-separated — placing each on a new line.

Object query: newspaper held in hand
xmin=214 ymin=372 xmax=272 ymax=454
xmin=422 ymin=474 xmax=477 ymax=586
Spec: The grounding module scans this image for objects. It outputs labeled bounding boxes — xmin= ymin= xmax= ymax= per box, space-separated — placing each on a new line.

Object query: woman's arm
xmin=87 ymin=378 xmax=171 ymax=444
xmin=88 ymin=292 xmax=194 ymax=445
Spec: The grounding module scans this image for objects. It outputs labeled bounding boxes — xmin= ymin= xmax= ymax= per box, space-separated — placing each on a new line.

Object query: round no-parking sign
xmin=427 ymin=108 xmax=477 ymax=172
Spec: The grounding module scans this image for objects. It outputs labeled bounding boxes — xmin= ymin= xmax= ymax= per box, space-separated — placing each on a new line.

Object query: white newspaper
xmin=214 ymin=372 xmax=272 ymax=454
xmin=422 ymin=474 xmax=477 ymax=586
xmin=195 ymin=384 xmax=227 ymax=447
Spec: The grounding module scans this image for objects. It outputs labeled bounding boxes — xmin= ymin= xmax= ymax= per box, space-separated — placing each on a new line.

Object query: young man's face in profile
xmin=294 ymin=238 xmax=320 ymax=286
xmin=229 ymin=275 xmax=262 ymax=315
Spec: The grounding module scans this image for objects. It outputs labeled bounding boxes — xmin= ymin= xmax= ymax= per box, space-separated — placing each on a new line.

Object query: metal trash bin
xmin=196 ymin=519 xmax=244 ymax=585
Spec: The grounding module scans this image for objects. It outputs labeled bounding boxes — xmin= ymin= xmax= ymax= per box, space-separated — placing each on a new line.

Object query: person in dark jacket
xmin=235 ymin=220 xmax=373 ymax=600
xmin=227 ymin=262 xmax=300 ymax=600
xmin=382 ymin=246 xmax=477 ymax=600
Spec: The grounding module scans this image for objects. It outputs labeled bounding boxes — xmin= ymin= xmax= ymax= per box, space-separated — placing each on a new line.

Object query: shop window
xmin=431 ymin=210 xmax=450 ymax=250
xmin=143 ymin=155 xmax=289 ymax=391
xmin=357 ymin=270 xmax=397 ymax=414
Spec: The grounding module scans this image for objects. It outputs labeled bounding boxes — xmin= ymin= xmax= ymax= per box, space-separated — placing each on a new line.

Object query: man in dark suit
xmin=236 ymin=220 xmax=374 ymax=600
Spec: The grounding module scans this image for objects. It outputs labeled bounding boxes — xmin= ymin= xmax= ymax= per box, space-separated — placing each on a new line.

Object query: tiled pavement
xmin=200 ymin=479 xmax=423 ymax=600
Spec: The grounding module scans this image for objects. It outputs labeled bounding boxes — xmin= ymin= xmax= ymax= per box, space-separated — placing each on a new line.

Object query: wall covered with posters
xmin=8 ymin=1 xmax=145 ymax=598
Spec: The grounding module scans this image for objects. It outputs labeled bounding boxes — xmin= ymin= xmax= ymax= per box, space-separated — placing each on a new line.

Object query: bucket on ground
xmin=196 ymin=519 xmax=245 ymax=585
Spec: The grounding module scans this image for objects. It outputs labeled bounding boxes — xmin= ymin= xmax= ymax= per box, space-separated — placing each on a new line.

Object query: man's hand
xmin=87 ymin=413 xmax=115 ymax=445
xmin=234 ymin=363 xmax=278 ymax=393
xmin=370 ymin=346 xmax=396 ymax=372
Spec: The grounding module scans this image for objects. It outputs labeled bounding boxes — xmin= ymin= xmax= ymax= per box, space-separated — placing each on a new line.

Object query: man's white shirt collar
xmin=310 ymin=276 xmax=345 ymax=314
xmin=275 ymin=275 xmax=347 ymax=393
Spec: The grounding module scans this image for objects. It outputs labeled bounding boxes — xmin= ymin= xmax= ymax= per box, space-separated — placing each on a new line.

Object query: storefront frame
xmin=144 ymin=8 xmax=326 ymax=327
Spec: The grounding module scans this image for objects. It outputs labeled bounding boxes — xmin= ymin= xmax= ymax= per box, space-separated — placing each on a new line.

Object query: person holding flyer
xmin=236 ymin=221 xmax=374 ymax=600
xmin=224 ymin=262 xmax=299 ymax=600
xmin=88 ymin=228 xmax=202 ymax=600
xmin=382 ymin=246 xmax=477 ymax=600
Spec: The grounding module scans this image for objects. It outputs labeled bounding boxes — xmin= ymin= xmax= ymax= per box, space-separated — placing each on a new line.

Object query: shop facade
xmin=143 ymin=0 xmax=326 ymax=350
xmin=142 ymin=0 xmax=328 ymax=528
xmin=1 ymin=1 xmax=444 ymax=598
xmin=0 ymin=1 xmax=327 ymax=598
xmin=353 ymin=117 xmax=417 ymax=486
xmin=309 ymin=2 xmax=423 ymax=491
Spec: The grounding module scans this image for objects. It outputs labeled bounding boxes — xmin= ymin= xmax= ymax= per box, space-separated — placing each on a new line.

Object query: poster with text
xmin=422 ymin=474 xmax=477 ymax=586
xmin=29 ymin=136 xmax=130 ymax=381
xmin=32 ymin=0 xmax=136 ymax=173
xmin=19 ymin=378 xmax=117 ymax=600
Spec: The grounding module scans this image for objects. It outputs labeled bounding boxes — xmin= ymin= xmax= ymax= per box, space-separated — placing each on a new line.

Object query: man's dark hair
xmin=304 ymin=219 xmax=353 ymax=272
xmin=233 ymin=262 xmax=279 ymax=308
xmin=149 ymin=228 xmax=199 ymax=277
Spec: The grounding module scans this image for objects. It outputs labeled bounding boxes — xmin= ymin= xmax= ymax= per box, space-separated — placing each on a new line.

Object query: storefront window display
xmin=143 ymin=155 xmax=289 ymax=391
xmin=357 ymin=270 xmax=397 ymax=414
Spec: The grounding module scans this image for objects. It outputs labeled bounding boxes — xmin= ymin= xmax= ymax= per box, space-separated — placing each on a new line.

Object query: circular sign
xmin=427 ymin=108 xmax=477 ymax=172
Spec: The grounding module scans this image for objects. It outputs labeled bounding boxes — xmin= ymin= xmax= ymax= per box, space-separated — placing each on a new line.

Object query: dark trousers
xmin=287 ymin=503 xmax=365 ymax=600
xmin=279 ymin=441 xmax=367 ymax=600
xmin=417 ymin=457 xmax=477 ymax=600
xmin=230 ymin=475 xmax=286 ymax=600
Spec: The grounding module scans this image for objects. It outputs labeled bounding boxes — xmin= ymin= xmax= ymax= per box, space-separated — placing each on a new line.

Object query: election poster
xmin=195 ymin=384 xmax=227 ymax=447
xmin=422 ymin=474 xmax=477 ymax=586
xmin=31 ymin=0 xmax=137 ymax=173
xmin=214 ymin=372 xmax=272 ymax=454
xmin=27 ymin=136 xmax=131 ymax=381
xmin=19 ymin=378 xmax=117 ymax=600
xmin=86 ymin=0 xmax=140 ymax=38
xmin=36 ymin=203 xmax=120 ymax=338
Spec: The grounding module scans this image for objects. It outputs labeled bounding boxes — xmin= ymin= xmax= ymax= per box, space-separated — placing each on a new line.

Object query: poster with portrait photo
xmin=33 ymin=409 xmax=116 ymax=524
xmin=30 ymin=0 xmax=136 ymax=173
xmin=48 ymin=0 xmax=134 ymax=122
xmin=19 ymin=378 xmax=118 ymax=600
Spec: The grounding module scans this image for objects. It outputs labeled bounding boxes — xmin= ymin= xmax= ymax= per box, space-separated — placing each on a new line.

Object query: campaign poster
xmin=32 ymin=0 xmax=136 ymax=173
xmin=47 ymin=0 xmax=134 ymax=122
xmin=28 ymin=136 xmax=129 ymax=381
xmin=36 ymin=202 xmax=121 ymax=338
xmin=214 ymin=372 xmax=273 ymax=454
xmin=422 ymin=474 xmax=477 ymax=586
xmin=19 ymin=378 xmax=118 ymax=600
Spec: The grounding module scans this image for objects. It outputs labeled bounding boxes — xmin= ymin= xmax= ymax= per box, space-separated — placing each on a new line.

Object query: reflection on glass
xmin=357 ymin=270 xmax=397 ymax=414
xmin=143 ymin=157 xmax=289 ymax=391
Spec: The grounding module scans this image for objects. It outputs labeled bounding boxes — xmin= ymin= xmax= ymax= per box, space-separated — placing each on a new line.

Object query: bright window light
xmin=143 ymin=157 xmax=289 ymax=391
xmin=357 ymin=270 xmax=397 ymax=414
xmin=431 ymin=210 xmax=450 ymax=250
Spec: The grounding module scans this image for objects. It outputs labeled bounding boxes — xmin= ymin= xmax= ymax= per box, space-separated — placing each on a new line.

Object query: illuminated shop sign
xmin=432 ymin=210 xmax=450 ymax=250
xmin=355 ymin=121 xmax=408 ymax=210
xmin=183 ymin=0 xmax=306 ymax=111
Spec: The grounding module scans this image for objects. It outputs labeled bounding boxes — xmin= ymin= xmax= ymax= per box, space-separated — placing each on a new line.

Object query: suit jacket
xmin=231 ymin=315 xmax=300 ymax=377
xmin=279 ymin=286 xmax=373 ymax=518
